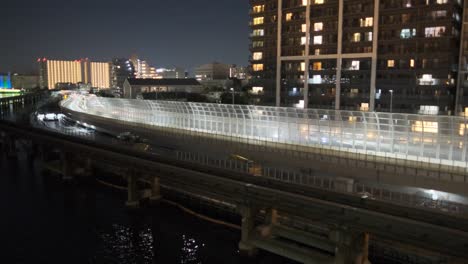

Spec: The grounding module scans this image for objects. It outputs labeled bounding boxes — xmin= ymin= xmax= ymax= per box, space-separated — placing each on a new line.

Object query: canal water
xmin=0 ymin=153 xmax=297 ymax=264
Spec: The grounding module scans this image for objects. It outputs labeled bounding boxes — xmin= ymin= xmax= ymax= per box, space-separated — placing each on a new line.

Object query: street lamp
xmin=389 ymin=90 xmax=394 ymax=113
xmin=230 ymin=87 xmax=235 ymax=104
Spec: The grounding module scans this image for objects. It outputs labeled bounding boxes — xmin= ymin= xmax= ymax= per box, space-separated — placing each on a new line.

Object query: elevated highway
xmin=61 ymin=95 xmax=468 ymax=197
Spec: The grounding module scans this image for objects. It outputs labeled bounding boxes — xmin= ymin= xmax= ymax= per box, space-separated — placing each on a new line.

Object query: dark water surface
xmin=0 ymin=154 xmax=294 ymax=264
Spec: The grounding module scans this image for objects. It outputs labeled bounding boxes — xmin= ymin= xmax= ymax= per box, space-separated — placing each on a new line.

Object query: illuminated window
xmin=360 ymin=103 xmax=369 ymax=111
xmin=360 ymin=17 xmax=373 ymax=27
xmin=314 ymin=22 xmax=323 ymax=31
xmin=400 ymin=28 xmax=416 ymax=39
xmin=302 ymin=24 xmax=307 ymax=33
xmin=252 ymin=29 xmax=264 ymax=36
xmin=253 ymin=52 xmax=263 ymax=60
xmin=410 ymin=59 xmax=415 ymax=68
xmin=425 ymin=26 xmax=445 ymax=37
xmin=253 ymin=41 xmax=264 ymax=48
xmin=412 ymin=121 xmax=438 ymax=133
xmin=365 ymin=32 xmax=372 ymax=41
xmin=313 ymin=62 xmax=322 ymax=70
xmin=301 ymin=36 xmax=307 ymax=45
xmin=300 ymin=62 xmax=306 ymax=71
xmin=286 ymin=13 xmax=293 ymax=21
xmin=252 ymin=5 xmax=265 ymax=13
xmin=314 ymin=0 xmax=324 ymax=3
xmin=352 ymin=33 xmax=361 ymax=42
xmin=253 ymin=64 xmax=264 ymax=71
xmin=253 ymin=17 xmax=264 ymax=25
xmin=459 ymin=124 xmax=468 ymax=136
xmin=387 ymin=60 xmax=395 ymax=68
xmin=314 ymin=49 xmax=321 ymax=55
xmin=436 ymin=0 xmax=447 ymax=3
xmin=252 ymin=87 xmax=264 ymax=94
xmin=302 ymin=0 xmax=308 ymax=6
xmin=313 ymin=36 xmax=322 ymax=44
xmin=351 ymin=60 xmax=360 ymax=70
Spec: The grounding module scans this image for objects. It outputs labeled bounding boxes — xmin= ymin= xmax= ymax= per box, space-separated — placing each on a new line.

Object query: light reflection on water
xmin=0 ymin=154 xmax=295 ymax=264
xmin=99 ymin=224 xmax=154 ymax=263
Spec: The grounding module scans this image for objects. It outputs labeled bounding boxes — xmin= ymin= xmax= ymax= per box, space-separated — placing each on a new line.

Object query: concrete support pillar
xmin=38 ymin=144 xmax=47 ymax=163
xmin=258 ymin=208 xmax=279 ymax=238
xmin=150 ymin=177 xmax=162 ymax=204
xmin=60 ymin=151 xmax=73 ymax=181
xmin=126 ymin=171 xmax=140 ymax=208
xmin=5 ymin=135 xmax=17 ymax=158
xmin=84 ymin=158 xmax=93 ymax=177
xmin=330 ymin=229 xmax=371 ymax=264
xmin=238 ymin=206 xmax=258 ymax=256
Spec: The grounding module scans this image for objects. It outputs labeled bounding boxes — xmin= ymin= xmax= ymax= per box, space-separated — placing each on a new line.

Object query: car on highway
xmin=117 ymin=132 xmax=143 ymax=143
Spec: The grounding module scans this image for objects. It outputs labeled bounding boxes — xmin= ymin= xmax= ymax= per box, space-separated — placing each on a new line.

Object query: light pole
xmin=389 ymin=90 xmax=394 ymax=113
xmin=230 ymin=87 xmax=235 ymax=105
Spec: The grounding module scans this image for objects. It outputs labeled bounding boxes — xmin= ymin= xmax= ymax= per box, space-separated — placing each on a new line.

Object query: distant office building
xmin=0 ymin=73 xmax=12 ymax=89
xmin=229 ymin=65 xmax=249 ymax=80
xmin=123 ymin=78 xmax=202 ymax=99
xmin=156 ymin=67 xmax=186 ymax=79
xmin=11 ymin=74 xmax=39 ymax=89
xmin=90 ymin=62 xmax=111 ymax=89
xmin=250 ymin=0 xmax=462 ymax=114
xmin=111 ymin=58 xmax=135 ymax=89
xmin=194 ymin=62 xmax=231 ymax=81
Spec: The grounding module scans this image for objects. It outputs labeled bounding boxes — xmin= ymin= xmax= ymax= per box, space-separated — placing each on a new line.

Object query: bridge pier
xmin=4 ymin=135 xmax=17 ymax=159
xmin=149 ymin=177 xmax=162 ymax=204
xmin=126 ymin=171 xmax=140 ymax=208
xmin=238 ymin=205 xmax=258 ymax=256
xmin=60 ymin=151 xmax=73 ymax=181
xmin=330 ymin=229 xmax=370 ymax=264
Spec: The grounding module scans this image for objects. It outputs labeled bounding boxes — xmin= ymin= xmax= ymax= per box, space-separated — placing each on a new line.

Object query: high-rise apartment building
xmin=90 ymin=62 xmax=111 ymax=89
xmin=38 ymin=58 xmax=111 ymax=89
xmin=38 ymin=59 xmax=84 ymax=89
xmin=457 ymin=0 xmax=468 ymax=115
xmin=250 ymin=0 xmax=462 ymax=114
xmin=131 ymin=58 xmax=158 ymax=79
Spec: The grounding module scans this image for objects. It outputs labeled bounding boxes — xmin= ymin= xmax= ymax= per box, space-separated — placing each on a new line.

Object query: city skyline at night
xmin=0 ymin=0 xmax=250 ymax=73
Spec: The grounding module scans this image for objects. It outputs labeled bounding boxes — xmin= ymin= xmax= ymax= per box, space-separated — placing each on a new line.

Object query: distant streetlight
xmin=389 ymin=90 xmax=394 ymax=113
xmin=230 ymin=87 xmax=235 ymax=104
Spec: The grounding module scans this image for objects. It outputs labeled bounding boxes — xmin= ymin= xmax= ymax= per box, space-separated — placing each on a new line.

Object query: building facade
xmin=155 ymin=67 xmax=186 ymax=79
xmin=38 ymin=58 xmax=112 ymax=89
xmin=131 ymin=58 xmax=158 ymax=79
xmin=0 ymin=73 xmax=12 ymax=89
xmin=457 ymin=0 xmax=468 ymax=115
xmin=194 ymin=62 xmax=231 ymax=81
xmin=250 ymin=0 xmax=462 ymax=114
xmin=123 ymin=78 xmax=202 ymax=99
xmin=38 ymin=59 xmax=84 ymax=89
xmin=11 ymin=74 xmax=39 ymax=89
xmin=90 ymin=62 xmax=111 ymax=89
xmin=230 ymin=64 xmax=249 ymax=80
xmin=111 ymin=58 xmax=135 ymax=89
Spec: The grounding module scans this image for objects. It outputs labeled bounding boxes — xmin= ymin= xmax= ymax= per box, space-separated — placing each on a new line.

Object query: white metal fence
xmin=62 ymin=95 xmax=468 ymax=170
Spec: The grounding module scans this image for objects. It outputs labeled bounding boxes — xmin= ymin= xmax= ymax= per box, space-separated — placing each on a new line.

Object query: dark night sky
xmin=1 ymin=0 xmax=250 ymax=74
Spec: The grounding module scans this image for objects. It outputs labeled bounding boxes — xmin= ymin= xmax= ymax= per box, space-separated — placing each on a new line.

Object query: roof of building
xmin=126 ymin=78 xmax=201 ymax=86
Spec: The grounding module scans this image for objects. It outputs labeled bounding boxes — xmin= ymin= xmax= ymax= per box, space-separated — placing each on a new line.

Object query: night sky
xmin=1 ymin=0 xmax=250 ymax=74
